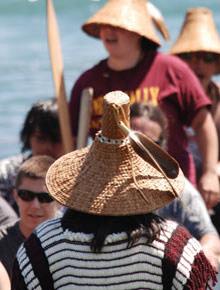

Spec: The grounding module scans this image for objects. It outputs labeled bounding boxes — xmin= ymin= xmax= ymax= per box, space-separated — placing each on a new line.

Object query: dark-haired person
xmin=0 ymin=99 xmax=64 ymax=211
xmin=170 ymin=7 xmax=220 ymax=237
xmin=0 ymin=155 xmax=60 ymax=282
xmin=170 ymin=8 xmax=220 ymax=139
xmin=12 ymin=91 xmax=216 ymax=290
xmin=69 ymin=0 xmax=219 ymax=210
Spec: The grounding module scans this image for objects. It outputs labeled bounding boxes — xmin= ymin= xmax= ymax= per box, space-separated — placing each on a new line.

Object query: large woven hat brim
xmin=170 ymin=8 xmax=220 ymax=55
xmin=82 ymin=0 xmax=160 ymax=47
xmin=46 ymin=139 xmax=184 ymax=216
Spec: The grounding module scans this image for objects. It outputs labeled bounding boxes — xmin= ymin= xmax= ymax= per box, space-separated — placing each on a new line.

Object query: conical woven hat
xmin=147 ymin=2 xmax=170 ymax=41
xmin=170 ymin=7 xmax=220 ymax=55
xmin=82 ymin=0 xmax=160 ymax=47
xmin=46 ymin=91 xmax=184 ymax=216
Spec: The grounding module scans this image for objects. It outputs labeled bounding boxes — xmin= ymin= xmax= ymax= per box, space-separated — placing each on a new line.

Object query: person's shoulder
xmin=161 ymin=221 xmax=203 ymax=265
xmin=16 ymin=218 xmax=63 ymax=262
xmin=158 ymin=220 xmax=183 ymax=242
xmin=0 ymin=153 xmax=25 ymax=166
xmin=0 ymin=197 xmax=18 ymax=226
xmin=155 ymin=52 xmax=191 ymax=72
xmin=182 ymin=177 xmax=200 ymax=197
xmin=34 ymin=217 xmax=63 ymax=239
xmin=0 ymin=221 xmax=17 ymax=241
xmin=171 ymin=224 xmax=203 ymax=258
xmin=161 ymin=220 xmax=197 ymax=244
xmin=0 ymin=153 xmax=26 ymax=177
xmin=156 ymin=53 xmax=205 ymax=89
xmin=75 ymin=59 xmax=107 ymax=85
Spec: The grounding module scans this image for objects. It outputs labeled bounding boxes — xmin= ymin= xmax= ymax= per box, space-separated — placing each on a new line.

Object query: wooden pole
xmin=46 ymin=0 xmax=73 ymax=153
xmin=77 ymin=87 xmax=93 ymax=149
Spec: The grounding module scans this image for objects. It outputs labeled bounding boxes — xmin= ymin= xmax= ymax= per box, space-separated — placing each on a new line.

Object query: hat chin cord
xmin=112 ymin=104 xmax=179 ymax=198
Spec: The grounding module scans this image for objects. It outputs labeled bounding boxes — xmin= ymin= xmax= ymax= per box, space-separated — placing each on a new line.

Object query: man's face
xmin=131 ymin=116 xmax=162 ymax=143
xmin=14 ymin=177 xmax=59 ymax=237
xmin=30 ymin=130 xmax=64 ymax=159
xmin=179 ymin=52 xmax=218 ymax=89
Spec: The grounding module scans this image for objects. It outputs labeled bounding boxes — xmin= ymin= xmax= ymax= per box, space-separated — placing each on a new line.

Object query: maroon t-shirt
xmin=69 ymin=51 xmax=211 ymax=185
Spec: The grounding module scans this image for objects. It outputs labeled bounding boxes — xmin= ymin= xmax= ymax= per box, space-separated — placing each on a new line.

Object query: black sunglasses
xmin=17 ymin=189 xmax=54 ymax=203
xmin=179 ymin=52 xmax=217 ymax=64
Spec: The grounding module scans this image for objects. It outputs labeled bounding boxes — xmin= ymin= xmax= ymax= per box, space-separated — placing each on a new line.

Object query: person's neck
xmin=107 ymin=49 xmax=144 ymax=71
xmin=19 ymin=221 xmax=32 ymax=239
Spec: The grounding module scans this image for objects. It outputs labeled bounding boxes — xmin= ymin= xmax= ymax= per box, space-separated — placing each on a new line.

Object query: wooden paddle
xmin=77 ymin=87 xmax=93 ymax=149
xmin=46 ymin=0 xmax=73 ymax=153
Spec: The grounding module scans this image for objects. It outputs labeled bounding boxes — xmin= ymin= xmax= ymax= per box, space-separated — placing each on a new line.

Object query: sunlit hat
xmin=147 ymin=1 xmax=170 ymax=41
xmin=82 ymin=0 xmax=160 ymax=47
xmin=170 ymin=7 xmax=220 ymax=55
xmin=46 ymin=91 xmax=184 ymax=216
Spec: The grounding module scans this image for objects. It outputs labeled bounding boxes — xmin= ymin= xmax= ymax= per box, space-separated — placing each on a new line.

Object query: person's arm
xmin=192 ymin=107 xmax=220 ymax=209
xmin=0 ymin=262 xmax=10 ymax=290
xmin=213 ymin=101 xmax=220 ymax=157
xmin=182 ymin=178 xmax=220 ymax=271
xmin=200 ymin=233 xmax=220 ymax=273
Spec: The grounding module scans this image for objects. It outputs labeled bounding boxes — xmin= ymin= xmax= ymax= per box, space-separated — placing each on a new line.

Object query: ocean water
xmin=0 ymin=0 xmax=220 ymax=158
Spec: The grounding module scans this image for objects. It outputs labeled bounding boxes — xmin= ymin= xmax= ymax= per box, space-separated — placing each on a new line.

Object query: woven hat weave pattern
xmin=82 ymin=0 xmax=160 ymax=47
xmin=46 ymin=91 xmax=184 ymax=216
xmin=170 ymin=7 xmax=220 ymax=55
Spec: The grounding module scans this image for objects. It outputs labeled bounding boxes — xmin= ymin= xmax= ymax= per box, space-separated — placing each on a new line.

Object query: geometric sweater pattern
xmin=12 ymin=218 xmax=216 ymax=290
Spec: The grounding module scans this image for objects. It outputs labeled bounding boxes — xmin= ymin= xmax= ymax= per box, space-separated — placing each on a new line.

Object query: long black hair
xmin=63 ymin=209 xmax=164 ymax=253
xmin=141 ymin=37 xmax=159 ymax=51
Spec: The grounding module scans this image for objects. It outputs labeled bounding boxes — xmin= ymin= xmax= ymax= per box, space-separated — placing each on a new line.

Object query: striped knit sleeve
xmin=12 ymin=232 xmax=55 ymax=290
xmin=162 ymin=225 xmax=217 ymax=290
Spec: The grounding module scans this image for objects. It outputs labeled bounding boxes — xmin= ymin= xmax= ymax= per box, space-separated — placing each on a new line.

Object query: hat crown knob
xmin=102 ymin=91 xmax=130 ymax=139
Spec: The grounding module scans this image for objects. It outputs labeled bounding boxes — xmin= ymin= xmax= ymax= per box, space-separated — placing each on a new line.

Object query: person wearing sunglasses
xmin=0 ymin=155 xmax=60 ymax=282
xmin=0 ymin=99 xmax=64 ymax=213
xmin=170 ymin=8 xmax=220 ymax=169
xmin=171 ymin=7 xmax=220 ymax=130
xmin=171 ymin=7 xmax=220 ymax=234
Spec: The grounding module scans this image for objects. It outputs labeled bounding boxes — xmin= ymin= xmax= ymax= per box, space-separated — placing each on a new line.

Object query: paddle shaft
xmin=47 ymin=0 xmax=73 ymax=153
xmin=77 ymin=87 xmax=93 ymax=149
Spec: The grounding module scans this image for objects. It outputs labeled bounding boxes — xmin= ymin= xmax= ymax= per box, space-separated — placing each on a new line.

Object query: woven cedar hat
xmin=46 ymin=91 xmax=184 ymax=216
xmin=82 ymin=0 xmax=161 ymax=47
xmin=170 ymin=7 xmax=220 ymax=55
xmin=147 ymin=1 xmax=170 ymax=41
